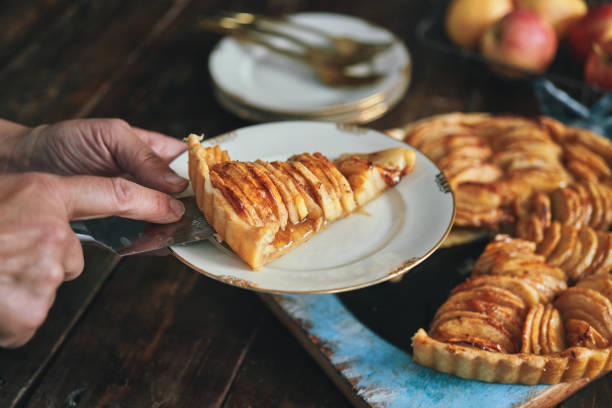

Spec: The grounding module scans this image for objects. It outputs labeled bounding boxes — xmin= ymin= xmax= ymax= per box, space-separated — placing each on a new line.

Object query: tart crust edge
xmin=412 ymin=328 xmax=612 ymax=384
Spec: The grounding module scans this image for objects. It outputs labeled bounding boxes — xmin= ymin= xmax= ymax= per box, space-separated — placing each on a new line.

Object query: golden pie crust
xmin=413 ymin=329 xmax=612 ymax=384
xmin=187 ymin=134 xmax=415 ymax=270
xmin=397 ymin=113 xmax=612 ymax=384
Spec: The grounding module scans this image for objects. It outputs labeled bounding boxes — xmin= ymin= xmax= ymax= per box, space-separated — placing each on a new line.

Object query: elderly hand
xmin=0 ymin=118 xmax=189 ymax=347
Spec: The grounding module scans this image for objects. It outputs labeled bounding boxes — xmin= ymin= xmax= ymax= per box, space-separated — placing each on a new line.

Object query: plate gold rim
xmin=211 ymin=62 xmax=411 ymax=119
xmin=213 ymin=82 xmax=406 ymax=124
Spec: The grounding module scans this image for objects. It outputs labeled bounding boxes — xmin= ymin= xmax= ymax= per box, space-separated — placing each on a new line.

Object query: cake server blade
xmin=70 ymin=196 xmax=213 ymax=256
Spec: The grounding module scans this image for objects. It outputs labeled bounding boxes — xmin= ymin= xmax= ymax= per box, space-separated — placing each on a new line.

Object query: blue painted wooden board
xmin=260 ymin=293 xmax=593 ymax=408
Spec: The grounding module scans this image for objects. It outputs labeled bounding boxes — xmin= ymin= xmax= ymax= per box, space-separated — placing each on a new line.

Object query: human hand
xmin=1 ymin=118 xmax=189 ymax=196
xmin=0 ymin=118 xmax=190 ymax=347
xmin=0 ymin=169 xmax=189 ymax=347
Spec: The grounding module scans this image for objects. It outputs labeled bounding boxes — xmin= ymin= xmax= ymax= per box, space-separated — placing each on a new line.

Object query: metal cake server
xmin=70 ymin=196 xmax=214 ymax=256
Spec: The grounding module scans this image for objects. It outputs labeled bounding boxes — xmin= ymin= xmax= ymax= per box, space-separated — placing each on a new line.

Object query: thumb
xmin=57 ymin=175 xmax=185 ymax=223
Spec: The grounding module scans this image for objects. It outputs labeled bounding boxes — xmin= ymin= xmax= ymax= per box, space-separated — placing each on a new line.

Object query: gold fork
xmin=214 ymin=11 xmax=394 ymax=66
xmin=199 ymin=11 xmax=393 ymax=86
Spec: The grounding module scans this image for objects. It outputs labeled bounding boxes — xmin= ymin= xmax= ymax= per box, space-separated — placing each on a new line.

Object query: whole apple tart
xmin=387 ymin=113 xmax=612 ymax=384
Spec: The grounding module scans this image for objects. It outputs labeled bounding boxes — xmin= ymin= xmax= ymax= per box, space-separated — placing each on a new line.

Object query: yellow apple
xmin=515 ymin=0 xmax=587 ymax=38
xmin=445 ymin=0 xmax=514 ymax=49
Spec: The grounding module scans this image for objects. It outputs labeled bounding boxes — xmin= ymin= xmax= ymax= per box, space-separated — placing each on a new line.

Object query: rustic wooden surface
xmin=0 ymin=0 xmax=609 ymax=407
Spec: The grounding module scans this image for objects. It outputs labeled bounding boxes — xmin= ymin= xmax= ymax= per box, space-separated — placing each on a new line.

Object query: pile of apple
xmin=445 ymin=0 xmax=612 ymax=90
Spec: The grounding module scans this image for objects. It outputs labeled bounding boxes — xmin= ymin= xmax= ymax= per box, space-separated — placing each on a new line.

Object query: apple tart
xmin=386 ymin=113 xmax=612 ymax=245
xmin=412 ymin=235 xmax=612 ymax=384
xmin=187 ymin=134 xmax=416 ymax=270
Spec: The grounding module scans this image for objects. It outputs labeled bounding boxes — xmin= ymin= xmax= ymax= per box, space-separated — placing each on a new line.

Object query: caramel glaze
xmin=271 ymin=216 xmax=320 ymax=251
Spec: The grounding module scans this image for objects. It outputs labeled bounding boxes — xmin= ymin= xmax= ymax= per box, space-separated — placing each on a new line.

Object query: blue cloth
xmin=533 ymin=78 xmax=612 ymax=138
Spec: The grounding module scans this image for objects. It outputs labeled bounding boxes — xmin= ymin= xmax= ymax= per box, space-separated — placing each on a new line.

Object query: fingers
xmin=101 ymin=120 xmax=188 ymax=194
xmin=132 ymin=127 xmax=187 ymax=163
xmin=57 ymin=174 xmax=185 ymax=223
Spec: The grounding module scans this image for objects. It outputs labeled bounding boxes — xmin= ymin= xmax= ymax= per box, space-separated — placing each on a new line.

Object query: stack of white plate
xmin=208 ymin=12 xmax=411 ymax=124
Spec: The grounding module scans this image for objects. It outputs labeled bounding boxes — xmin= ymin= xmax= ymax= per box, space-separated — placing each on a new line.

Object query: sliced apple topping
xmin=555 ymin=287 xmax=612 ymax=342
xmin=431 ymin=314 xmax=516 ymax=354
xmin=576 ymin=278 xmax=612 ymax=303
xmin=521 ymin=304 xmax=565 ymax=355
xmin=453 ymin=275 xmax=541 ymax=307
xmin=536 ymin=221 xmax=562 ymax=258
xmin=565 ymin=319 xmax=609 ymax=349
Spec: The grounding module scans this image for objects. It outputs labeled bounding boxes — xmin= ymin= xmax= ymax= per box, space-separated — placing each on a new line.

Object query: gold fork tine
xmin=265 ymin=14 xmax=396 ymax=61
xmin=199 ymin=16 xmax=311 ymax=61
xmin=203 ymin=12 xmax=319 ymax=57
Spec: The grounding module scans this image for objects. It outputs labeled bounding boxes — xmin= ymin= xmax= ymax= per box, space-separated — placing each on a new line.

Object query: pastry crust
xmin=187 ymin=134 xmax=415 ymax=270
xmin=412 ymin=329 xmax=612 ymax=385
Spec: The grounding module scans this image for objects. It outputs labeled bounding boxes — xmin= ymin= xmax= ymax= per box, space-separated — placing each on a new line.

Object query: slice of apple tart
xmin=187 ymin=134 xmax=416 ymax=270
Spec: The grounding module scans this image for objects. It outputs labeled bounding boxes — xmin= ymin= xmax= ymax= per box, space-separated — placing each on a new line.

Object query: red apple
xmin=568 ymin=4 xmax=612 ymax=62
xmin=480 ymin=10 xmax=558 ymax=74
xmin=585 ymin=38 xmax=612 ymax=90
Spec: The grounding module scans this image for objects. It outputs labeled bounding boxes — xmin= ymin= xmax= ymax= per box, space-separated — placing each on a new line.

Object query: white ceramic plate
xmin=169 ymin=121 xmax=454 ymax=293
xmin=208 ymin=12 xmax=411 ymax=116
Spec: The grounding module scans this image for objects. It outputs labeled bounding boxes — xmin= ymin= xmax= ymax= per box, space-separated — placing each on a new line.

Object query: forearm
xmin=0 ymin=119 xmax=32 ymax=172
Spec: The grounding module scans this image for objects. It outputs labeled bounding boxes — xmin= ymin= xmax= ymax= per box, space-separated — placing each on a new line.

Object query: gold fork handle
xmin=216 ymin=13 xmax=322 ymax=53
xmin=199 ymin=16 xmax=309 ymax=62
xmin=212 ymin=11 xmax=349 ymax=46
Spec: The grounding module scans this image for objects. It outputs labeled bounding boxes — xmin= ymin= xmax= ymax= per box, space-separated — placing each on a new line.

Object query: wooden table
xmin=0 ymin=1 xmax=609 ymax=407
